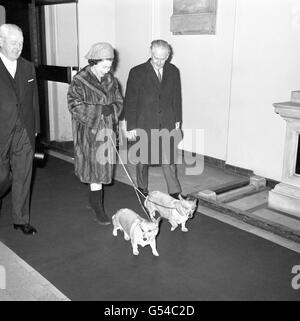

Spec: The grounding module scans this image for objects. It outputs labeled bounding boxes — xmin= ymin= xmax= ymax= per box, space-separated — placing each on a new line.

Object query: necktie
xmin=157 ymin=69 xmax=162 ymax=82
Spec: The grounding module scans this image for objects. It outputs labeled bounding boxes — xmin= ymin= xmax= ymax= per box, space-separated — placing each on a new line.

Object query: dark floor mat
xmin=0 ymin=157 xmax=299 ymax=301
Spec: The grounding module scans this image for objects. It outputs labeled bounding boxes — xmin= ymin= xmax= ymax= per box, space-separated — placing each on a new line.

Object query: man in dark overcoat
xmin=124 ymin=39 xmax=183 ymax=199
xmin=0 ymin=24 xmax=40 ymax=235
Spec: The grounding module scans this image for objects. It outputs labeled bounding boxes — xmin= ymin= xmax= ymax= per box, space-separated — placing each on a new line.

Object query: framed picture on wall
xmin=170 ymin=0 xmax=217 ymax=35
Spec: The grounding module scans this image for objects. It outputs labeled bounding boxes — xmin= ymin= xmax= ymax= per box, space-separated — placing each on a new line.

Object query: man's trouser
xmin=0 ymin=119 xmax=33 ymax=224
xmin=136 ymin=162 xmax=181 ymax=195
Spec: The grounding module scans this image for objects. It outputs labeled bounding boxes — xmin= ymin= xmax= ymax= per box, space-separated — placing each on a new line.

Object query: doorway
xmin=1 ymin=0 xmax=79 ymax=157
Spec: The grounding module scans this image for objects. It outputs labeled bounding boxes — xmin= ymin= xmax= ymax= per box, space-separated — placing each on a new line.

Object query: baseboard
xmin=204 ymin=155 xmax=226 ymax=169
xmin=266 ymin=178 xmax=280 ymax=189
xmin=224 ymin=163 xmax=253 ymax=177
xmin=181 ymin=150 xmax=281 ymax=189
xmin=181 ymin=150 xmax=253 ymax=177
xmin=47 ymin=150 xmax=74 ymax=164
xmin=45 ymin=145 xmax=280 ymax=188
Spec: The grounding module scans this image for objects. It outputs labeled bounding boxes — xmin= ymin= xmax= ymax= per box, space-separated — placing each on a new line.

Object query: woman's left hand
xmin=102 ymin=104 xmax=114 ymax=116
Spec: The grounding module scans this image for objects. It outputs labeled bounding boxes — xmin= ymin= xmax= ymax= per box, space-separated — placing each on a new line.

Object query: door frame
xmin=29 ymin=0 xmax=78 ymax=142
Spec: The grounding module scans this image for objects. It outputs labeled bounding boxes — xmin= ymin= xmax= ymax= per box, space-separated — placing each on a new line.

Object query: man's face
xmin=150 ymin=46 xmax=169 ymax=70
xmin=0 ymin=29 xmax=23 ymax=61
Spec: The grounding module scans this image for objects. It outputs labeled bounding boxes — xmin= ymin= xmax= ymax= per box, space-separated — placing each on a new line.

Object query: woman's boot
xmin=89 ymin=189 xmax=111 ymax=225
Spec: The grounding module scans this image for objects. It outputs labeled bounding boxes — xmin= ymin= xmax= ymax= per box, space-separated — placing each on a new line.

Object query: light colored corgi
xmin=112 ymin=208 xmax=160 ymax=256
xmin=144 ymin=191 xmax=197 ymax=232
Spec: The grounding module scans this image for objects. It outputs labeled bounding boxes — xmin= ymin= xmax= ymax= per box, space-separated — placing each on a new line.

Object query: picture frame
xmin=170 ymin=0 xmax=218 ymax=35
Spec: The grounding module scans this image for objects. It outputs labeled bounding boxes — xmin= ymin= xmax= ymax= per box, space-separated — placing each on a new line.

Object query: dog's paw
xmin=124 ymin=234 xmax=130 ymax=241
xmin=152 ymin=250 xmax=159 ymax=256
xmin=133 ymin=250 xmax=139 ymax=255
xmin=112 ymin=230 xmax=118 ymax=236
xmin=181 ymin=227 xmax=188 ymax=232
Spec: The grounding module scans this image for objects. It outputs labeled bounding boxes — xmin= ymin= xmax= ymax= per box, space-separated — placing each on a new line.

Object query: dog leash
xmin=101 ymin=118 xmax=187 ymax=217
xmin=101 ymin=118 xmax=151 ymax=220
xmin=113 ymin=143 xmax=187 ymax=216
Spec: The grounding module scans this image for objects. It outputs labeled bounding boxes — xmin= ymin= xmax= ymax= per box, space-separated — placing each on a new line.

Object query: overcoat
xmin=67 ymin=66 xmax=123 ymax=184
xmin=124 ymin=59 xmax=182 ymax=164
xmin=0 ymin=57 xmax=40 ymax=149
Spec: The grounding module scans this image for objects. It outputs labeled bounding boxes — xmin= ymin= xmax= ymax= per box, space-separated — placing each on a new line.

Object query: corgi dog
xmin=144 ymin=191 xmax=197 ymax=232
xmin=112 ymin=208 xmax=160 ymax=256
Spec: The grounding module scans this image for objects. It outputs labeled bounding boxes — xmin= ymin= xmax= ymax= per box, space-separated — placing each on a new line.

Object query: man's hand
xmin=126 ymin=129 xmax=137 ymax=140
xmin=175 ymin=122 xmax=181 ymax=130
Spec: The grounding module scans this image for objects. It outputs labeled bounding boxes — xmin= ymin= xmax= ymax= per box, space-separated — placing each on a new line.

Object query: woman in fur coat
xmin=67 ymin=42 xmax=123 ymax=225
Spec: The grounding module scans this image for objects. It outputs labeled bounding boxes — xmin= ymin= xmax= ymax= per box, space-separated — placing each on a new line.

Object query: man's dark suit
xmin=0 ymin=56 xmax=40 ymax=224
xmin=124 ymin=59 xmax=182 ymax=194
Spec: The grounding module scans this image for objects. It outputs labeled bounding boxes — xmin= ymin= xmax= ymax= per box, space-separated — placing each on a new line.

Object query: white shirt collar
xmin=0 ymin=52 xmax=17 ymax=78
xmin=150 ymin=61 xmax=163 ymax=76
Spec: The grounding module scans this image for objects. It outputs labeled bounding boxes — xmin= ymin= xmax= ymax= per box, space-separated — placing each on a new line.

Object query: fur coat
xmin=67 ymin=66 xmax=123 ymax=184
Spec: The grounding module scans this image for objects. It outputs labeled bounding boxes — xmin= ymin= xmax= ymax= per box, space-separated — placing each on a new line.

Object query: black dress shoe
xmin=169 ymin=193 xmax=180 ymax=200
xmin=94 ymin=217 xmax=111 ymax=226
xmin=13 ymin=224 xmax=37 ymax=235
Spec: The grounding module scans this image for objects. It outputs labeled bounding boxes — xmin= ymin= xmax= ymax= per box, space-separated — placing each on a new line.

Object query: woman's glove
xmin=102 ymin=104 xmax=114 ymax=117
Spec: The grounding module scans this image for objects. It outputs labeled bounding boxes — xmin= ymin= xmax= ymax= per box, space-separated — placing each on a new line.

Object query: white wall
xmin=115 ymin=0 xmax=153 ymax=92
xmin=226 ymin=0 xmax=300 ymax=180
xmin=77 ymin=0 xmax=116 ymax=69
xmin=0 ymin=5 xmax=5 ymax=25
xmin=156 ymin=0 xmax=237 ymax=157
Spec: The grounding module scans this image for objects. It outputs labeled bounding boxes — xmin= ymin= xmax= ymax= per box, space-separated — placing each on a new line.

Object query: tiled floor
xmin=0 ymin=154 xmax=299 ymax=301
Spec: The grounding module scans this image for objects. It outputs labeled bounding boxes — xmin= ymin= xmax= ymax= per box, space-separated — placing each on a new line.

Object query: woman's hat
xmin=85 ymin=42 xmax=114 ymax=60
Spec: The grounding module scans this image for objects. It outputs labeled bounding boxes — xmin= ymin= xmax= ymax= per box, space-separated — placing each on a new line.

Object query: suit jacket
xmin=124 ymin=59 xmax=182 ymax=164
xmin=124 ymin=59 xmax=182 ymax=133
xmin=0 ymin=56 xmax=40 ymax=149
